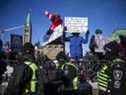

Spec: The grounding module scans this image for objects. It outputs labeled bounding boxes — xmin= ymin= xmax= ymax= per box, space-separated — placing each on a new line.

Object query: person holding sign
xmin=65 ymin=30 xmax=90 ymax=61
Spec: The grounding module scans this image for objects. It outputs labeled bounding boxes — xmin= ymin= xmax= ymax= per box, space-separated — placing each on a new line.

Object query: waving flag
xmin=42 ymin=24 xmax=64 ymax=46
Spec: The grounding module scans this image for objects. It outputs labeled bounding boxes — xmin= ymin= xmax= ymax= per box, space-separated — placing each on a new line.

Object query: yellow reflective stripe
xmin=24 ymin=61 xmax=38 ymax=93
xmin=97 ymin=78 xmax=108 ymax=85
xmin=99 ymin=72 xmax=109 ymax=78
xmin=98 ymin=86 xmax=107 ymax=91
xmin=31 ymin=81 xmax=37 ymax=92
xmin=25 ymin=62 xmax=38 ymax=80
xmin=97 ymin=75 xmax=108 ymax=81
xmin=103 ymin=65 xmax=107 ymax=70
xmin=98 ymin=65 xmax=108 ymax=74
xmin=61 ymin=62 xmax=77 ymax=70
xmin=61 ymin=64 xmax=65 ymax=70
xmin=66 ymin=63 xmax=76 ymax=68
xmin=29 ymin=64 xmax=38 ymax=79
xmin=97 ymin=65 xmax=109 ymax=92
xmin=100 ymin=70 xmax=105 ymax=73
xmin=72 ymin=77 xmax=78 ymax=90
xmin=29 ymin=64 xmax=38 ymax=92
xmin=98 ymin=82 xmax=108 ymax=88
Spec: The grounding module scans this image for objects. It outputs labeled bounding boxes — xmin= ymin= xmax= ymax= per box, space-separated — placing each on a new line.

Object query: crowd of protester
xmin=0 ymin=28 xmax=126 ymax=95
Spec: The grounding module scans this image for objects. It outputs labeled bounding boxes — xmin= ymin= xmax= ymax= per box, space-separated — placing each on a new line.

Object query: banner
xmin=42 ymin=24 xmax=64 ymax=46
xmin=64 ymin=17 xmax=88 ymax=33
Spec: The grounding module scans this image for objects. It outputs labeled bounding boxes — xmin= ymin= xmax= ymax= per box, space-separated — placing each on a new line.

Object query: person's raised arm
xmin=82 ymin=30 xmax=90 ymax=44
xmin=64 ymin=27 xmax=71 ymax=41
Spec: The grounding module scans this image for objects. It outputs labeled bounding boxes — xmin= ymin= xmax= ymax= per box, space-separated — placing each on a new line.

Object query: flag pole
xmin=62 ymin=26 xmax=66 ymax=54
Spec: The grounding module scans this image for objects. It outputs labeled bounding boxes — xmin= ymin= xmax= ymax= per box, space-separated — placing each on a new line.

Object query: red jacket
xmin=46 ymin=12 xmax=62 ymax=31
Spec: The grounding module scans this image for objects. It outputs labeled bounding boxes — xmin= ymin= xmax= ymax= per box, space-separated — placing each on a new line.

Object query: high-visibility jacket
xmin=97 ymin=65 xmax=110 ymax=91
xmin=24 ymin=61 xmax=38 ymax=93
xmin=61 ymin=62 xmax=79 ymax=90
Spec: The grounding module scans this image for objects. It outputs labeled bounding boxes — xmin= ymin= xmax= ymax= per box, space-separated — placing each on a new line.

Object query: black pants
xmin=99 ymin=90 xmax=108 ymax=95
xmin=44 ymin=82 xmax=60 ymax=95
xmin=63 ymin=90 xmax=77 ymax=95
xmin=95 ymin=52 xmax=104 ymax=60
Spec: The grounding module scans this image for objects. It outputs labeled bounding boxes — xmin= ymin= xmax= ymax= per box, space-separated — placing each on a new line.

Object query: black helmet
xmin=56 ymin=51 xmax=68 ymax=62
xmin=23 ymin=43 xmax=34 ymax=54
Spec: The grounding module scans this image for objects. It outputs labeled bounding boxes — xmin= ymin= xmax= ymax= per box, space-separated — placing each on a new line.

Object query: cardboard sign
xmin=65 ymin=17 xmax=88 ymax=33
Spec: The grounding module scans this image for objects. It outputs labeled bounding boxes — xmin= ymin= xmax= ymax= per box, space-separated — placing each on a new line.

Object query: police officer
xmin=22 ymin=43 xmax=39 ymax=95
xmin=61 ymin=60 xmax=79 ymax=95
xmin=108 ymin=35 xmax=126 ymax=95
xmin=101 ymin=34 xmax=126 ymax=95
xmin=43 ymin=52 xmax=65 ymax=95
xmin=6 ymin=43 xmax=39 ymax=95
xmin=97 ymin=40 xmax=120 ymax=95
xmin=55 ymin=52 xmax=79 ymax=95
xmin=55 ymin=51 xmax=69 ymax=95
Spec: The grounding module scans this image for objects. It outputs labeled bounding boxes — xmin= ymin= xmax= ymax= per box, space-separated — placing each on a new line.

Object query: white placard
xmin=64 ymin=17 xmax=88 ymax=33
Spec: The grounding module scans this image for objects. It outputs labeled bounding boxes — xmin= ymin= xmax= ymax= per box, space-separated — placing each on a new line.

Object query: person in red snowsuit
xmin=44 ymin=10 xmax=63 ymax=36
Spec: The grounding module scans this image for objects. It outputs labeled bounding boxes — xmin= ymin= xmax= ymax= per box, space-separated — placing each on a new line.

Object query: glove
xmin=86 ymin=30 xmax=90 ymax=36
